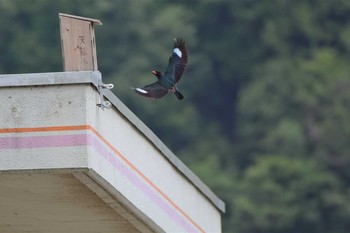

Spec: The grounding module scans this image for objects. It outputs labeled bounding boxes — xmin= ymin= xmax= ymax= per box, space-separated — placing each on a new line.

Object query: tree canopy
xmin=1 ymin=0 xmax=350 ymax=232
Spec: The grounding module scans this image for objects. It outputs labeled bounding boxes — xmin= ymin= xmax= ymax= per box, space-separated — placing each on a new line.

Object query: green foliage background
xmin=1 ymin=0 xmax=350 ymax=232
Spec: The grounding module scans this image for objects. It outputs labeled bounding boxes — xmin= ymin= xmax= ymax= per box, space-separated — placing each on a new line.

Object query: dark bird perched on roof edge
xmin=133 ymin=37 xmax=188 ymax=100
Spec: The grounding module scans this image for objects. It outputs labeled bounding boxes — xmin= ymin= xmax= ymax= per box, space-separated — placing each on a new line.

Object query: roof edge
xmin=59 ymin=13 xmax=102 ymax=25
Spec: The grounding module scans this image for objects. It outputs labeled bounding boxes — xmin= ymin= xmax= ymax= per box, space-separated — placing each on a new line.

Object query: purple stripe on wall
xmin=0 ymin=134 xmax=87 ymax=149
xmin=86 ymin=134 xmax=197 ymax=233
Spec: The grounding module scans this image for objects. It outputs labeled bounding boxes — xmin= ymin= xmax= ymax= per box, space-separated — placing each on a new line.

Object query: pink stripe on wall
xmin=0 ymin=134 xmax=87 ymax=149
xmin=86 ymin=134 xmax=198 ymax=233
xmin=0 ymin=133 xmax=199 ymax=232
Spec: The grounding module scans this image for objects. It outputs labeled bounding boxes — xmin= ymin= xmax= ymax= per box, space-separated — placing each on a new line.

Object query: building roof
xmin=0 ymin=71 xmax=226 ymax=232
xmin=0 ymin=71 xmax=225 ymax=214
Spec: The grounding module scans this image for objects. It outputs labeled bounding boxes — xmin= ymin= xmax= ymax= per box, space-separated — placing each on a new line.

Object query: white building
xmin=0 ymin=71 xmax=225 ymax=232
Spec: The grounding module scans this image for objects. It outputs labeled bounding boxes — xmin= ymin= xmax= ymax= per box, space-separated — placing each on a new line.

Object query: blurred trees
xmin=231 ymin=157 xmax=349 ymax=233
xmin=1 ymin=0 xmax=350 ymax=232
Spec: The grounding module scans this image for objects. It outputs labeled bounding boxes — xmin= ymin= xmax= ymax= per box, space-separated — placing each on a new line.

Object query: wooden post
xmin=59 ymin=13 xmax=102 ymax=71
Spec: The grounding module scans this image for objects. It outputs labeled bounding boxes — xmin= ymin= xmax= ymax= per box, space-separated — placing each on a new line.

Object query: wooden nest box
xmin=59 ymin=13 xmax=102 ymax=71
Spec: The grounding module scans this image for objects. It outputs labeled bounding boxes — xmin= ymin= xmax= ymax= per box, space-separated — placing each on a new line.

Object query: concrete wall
xmin=0 ymin=71 xmax=224 ymax=233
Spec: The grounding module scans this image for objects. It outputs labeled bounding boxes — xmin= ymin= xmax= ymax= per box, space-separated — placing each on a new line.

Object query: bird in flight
xmin=133 ymin=37 xmax=188 ymax=100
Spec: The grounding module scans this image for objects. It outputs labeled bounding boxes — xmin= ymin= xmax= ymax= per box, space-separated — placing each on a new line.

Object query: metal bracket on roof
xmin=97 ymin=78 xmax=114 ymax=110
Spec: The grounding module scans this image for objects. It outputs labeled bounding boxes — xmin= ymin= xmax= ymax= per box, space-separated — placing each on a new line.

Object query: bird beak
xmin=151 ymin=71 xmax=157 ymax=75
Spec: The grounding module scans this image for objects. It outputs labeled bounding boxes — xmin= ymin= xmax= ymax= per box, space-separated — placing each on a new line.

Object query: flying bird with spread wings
xmin=133 ymin=37 xmax=188 ymax=100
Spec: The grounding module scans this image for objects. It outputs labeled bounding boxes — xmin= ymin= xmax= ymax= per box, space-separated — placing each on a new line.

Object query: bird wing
xmin=164 ymin=37 xmax=188 ymax=84
xmin=173 ymin=37 xmax=188 ymax=83
xmin=134 ymin=81 xmax=169 ymax=99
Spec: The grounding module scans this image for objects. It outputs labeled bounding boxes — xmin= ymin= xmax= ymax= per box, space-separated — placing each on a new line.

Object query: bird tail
xmin=174 ymin=90 xmax=184 ymax=100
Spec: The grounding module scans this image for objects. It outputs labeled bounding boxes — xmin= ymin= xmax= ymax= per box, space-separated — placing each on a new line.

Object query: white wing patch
xmin=173 ymin=48 xmax=182 ymax=58
xmin=136 ymin=88 xmax=148 ymax=94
